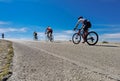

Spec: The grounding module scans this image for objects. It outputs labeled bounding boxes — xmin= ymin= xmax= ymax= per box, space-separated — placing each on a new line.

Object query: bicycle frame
xmin=75 ymin=28 xmax=85 ymax=37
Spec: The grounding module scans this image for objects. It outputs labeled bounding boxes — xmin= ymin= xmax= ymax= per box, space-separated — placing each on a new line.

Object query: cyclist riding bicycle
xmin=33 ymin=31 xmax=38 ymax=40
xmin=45 ymin=26 xmax=53 ymax=39
xmin=74 ymin=16 xmax=91 ymax=43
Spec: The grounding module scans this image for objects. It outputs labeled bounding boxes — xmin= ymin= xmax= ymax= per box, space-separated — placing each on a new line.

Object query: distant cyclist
xmin=45 ymin=26 xmax=53 ymax=40
xmin=2 ymin=33 xmax=4 ymax=39
xmin=74 ymin=16 xmax=91 ymax=43
xmin=33 ymin=31 xmax=38 ymax=40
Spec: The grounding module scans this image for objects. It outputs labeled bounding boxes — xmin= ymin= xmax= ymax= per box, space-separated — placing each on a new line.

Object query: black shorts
xmin=83 ymin=25 xmax=89 ymax=31
xmin=84 ymin=20 xmax=91 ymax=28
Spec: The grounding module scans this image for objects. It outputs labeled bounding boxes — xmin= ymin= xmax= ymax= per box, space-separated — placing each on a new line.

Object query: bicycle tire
xmin=50 ymin=35 xmax=54 ymax=42
xmin=47 ymin=34 xmax=54 ymax=42
xmin=72 ymin=33 xmax=81 ymax=44
xmin=86 ymin=31 xmax=99 ymax=45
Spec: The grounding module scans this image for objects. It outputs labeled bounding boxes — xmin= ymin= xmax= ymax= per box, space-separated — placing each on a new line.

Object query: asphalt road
xmin=8 ymin=40 xmax=120 ymax=81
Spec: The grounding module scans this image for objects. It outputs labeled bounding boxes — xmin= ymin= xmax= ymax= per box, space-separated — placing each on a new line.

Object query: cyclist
xmin=45 ymin=26 xmax=53 ymax=39
xmin=2 ymin=33 xmax=4 ymax=39
xmin=33 ymin=31 xmax=38 ymax=40
xmin=74 ymin=16 xmax=91 ymax=43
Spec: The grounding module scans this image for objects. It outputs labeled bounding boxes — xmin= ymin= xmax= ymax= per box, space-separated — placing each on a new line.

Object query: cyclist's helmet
xmin=48 ymin=26 xmax=51 ymax=29
xmin=78 ymin=16 xmax=83 ymax=20
xmin=47 ymin=26 xmax=51 ymax=30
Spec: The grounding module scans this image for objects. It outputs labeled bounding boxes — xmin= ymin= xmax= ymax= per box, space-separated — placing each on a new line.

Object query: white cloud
xmin=37 ymin=32 xmax=45 ymax=36
xmin=0 ymin=28 xmax=27 ymax=33
xmin=19 ymin=28 xmax=27 ymax=32
xmin=54 ymin=31 xmax=72 ymax=41
xmin=0 ymin=21 xmax=11 ymax=25
xmin=102 ymin=33 xmax=120 ymax=39
xmin=99 ymin=33 xmax=120 ymax=42
xmin=54 ymin=34 xmax=71 ymax=41
xmin=63 ymin=30 xmax=74 ymax=34
xmin=37 ymin=32 xmax=45 ymax=39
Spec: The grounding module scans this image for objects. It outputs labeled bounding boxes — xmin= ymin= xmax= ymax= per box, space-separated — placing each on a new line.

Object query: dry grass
xmin=0 ymin=40 xmax=14 ymax=80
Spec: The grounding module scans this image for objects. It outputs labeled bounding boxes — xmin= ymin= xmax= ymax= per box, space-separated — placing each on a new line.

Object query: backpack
xmin=34 ymin=32 xmax=37 ymax=36
xmin=84 ymin=19 xmax=92 ymax=28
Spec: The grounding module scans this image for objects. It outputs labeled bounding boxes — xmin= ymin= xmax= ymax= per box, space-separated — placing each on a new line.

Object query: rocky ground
xmin=0 ymin=40 xmax=13 ymax=81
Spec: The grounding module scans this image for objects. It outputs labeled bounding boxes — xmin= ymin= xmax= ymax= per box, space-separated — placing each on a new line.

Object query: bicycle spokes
xmin=86 ymin=31 xmax=99 ymax=45
xmin=87 ymin=37 xmax=94 ymax=42
xmin=72 ymin=33 xmax=81 ymax=44
xmin=75 ymin=35 xmax=79 ymax=39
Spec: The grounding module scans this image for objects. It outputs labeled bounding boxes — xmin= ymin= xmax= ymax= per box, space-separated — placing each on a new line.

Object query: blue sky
xmin=0 ymin=0 xmax=120 ymax=42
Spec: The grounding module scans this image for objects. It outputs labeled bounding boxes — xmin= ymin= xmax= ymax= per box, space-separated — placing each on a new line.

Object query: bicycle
xmin=34 ymin=35 xmax=38 ymax=40
xmin=33 ymin=32 xmax=38 ymax=40
xmin=72 ymin=28 xmax=99 ymax=45
xmin=45 ymin=33 xmax=54 ymax=42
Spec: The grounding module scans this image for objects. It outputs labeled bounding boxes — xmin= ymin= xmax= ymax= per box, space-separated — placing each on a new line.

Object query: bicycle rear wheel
xmin=72 ymin=33 xmax=81 ymax=44
xmin=50 ymin=35 xmax=54 ymax=42
xmin=86 ymin=31 xmax=99 ymax=45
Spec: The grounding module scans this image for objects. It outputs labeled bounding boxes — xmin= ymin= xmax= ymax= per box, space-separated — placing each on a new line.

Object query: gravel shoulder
xmin=8 ymin=40 xmax=120 ymax=81
xmin=0 ymin=40 xmax=13 ymax=81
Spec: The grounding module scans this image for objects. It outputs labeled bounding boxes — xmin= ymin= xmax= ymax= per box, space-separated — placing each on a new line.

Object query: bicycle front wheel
xmin=86 ymin=31 xmax=99 ymax=45
xmin=72 ymin=33 xmax=81 ymax=44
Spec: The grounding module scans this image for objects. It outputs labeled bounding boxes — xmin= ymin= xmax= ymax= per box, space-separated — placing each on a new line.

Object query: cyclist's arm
xmin=74 ymin=19 xmax=82 ymax=30
xmin=81 ymin=24 xmax=85 ymax=29
xmin=75 ymin=20 xmax=80 ymax=28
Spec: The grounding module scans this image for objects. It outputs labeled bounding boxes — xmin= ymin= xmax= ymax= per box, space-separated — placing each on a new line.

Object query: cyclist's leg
xmin=50 ymin=31 xmax=53 ymax=37
xmin=82 ymin=27 xmax=88 ymax=43
xmin=34 ymin=35 xmax=36 ymax=40
xmin=48 ymin=31 xmax=52 ymax=40
xmin=46 ymin=32 xmax=49 ymax=39
xmin=49 ymin=31 xmax=52 ymax=40
xmin=36 ymin=35 xmax=38 ymax=40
